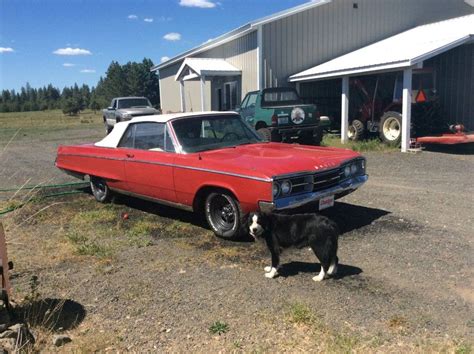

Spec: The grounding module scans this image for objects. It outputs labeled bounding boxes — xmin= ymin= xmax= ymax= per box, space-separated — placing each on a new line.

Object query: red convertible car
xmin=56 ymin=112 xmax=367 ymax=239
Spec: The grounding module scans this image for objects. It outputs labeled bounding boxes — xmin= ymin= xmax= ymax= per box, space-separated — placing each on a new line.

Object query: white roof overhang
xmin=175 ymin=58 xmax=241 ymax=81
xmin=289 ymin=14 xmax=474 ymax=82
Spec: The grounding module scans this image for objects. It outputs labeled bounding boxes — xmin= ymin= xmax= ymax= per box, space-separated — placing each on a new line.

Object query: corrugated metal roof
xmin=152 ymin=0 xmax=331 ymax=72
xmin=290 ymin=14 xmax=474 ymax=82
xmin=175 ymin=58 xmax=241 ymax=81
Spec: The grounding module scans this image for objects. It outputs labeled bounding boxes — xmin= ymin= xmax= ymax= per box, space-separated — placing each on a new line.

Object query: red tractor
xmin=347 ymin=69 xmax=444 ymax=145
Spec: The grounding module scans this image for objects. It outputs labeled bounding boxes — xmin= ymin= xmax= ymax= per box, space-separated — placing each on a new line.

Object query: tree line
xmin=0 ymin=58 xmax=160 ymax=115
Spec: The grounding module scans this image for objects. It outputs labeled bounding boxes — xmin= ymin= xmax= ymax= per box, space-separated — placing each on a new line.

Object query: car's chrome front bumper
xmin=258 ymin=174 xmax=368 ymax=213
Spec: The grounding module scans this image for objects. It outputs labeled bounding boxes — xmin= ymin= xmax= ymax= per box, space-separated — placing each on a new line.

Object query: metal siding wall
xmin=158 ymin=32 xmax=257 ymax=112
xmin=262 ymin=0 xmax=473 ymax=86
xmin=159 ymin=61 xmax=211 ymax=113
xmin=196 ymin=31 xmax=258 ymax=96
xmin=159 ymin=62 xmax=182 ymax=113
xmin=429 ymin=44 xmax=474 ymax=130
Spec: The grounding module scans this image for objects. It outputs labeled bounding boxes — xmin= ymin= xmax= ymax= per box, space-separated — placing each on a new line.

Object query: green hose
xmin=0 ymin=181 xmax=88 ymax=193
xmin=0 ymin=189 xmax=86 ymax=216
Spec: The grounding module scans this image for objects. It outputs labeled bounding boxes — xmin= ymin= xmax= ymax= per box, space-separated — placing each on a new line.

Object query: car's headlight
xmin=272 ymin=183 xmax=280 ymax=198
xmin=122 ymin=113 xmax=132 ymax=119
xmin=344 ymin=165 xmax=351 ymax=178
xmin=350 ymin=163 xmax=358 ymax=175
xmin=281 ymin=180 xmax=292 ymax=195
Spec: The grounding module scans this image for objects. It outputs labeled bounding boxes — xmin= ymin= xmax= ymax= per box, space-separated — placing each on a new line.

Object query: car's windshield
xmin=172 ymin=115 xmax=262 ymax=153
xmin=262 ymin=89 xmax=302 ymax=106
xmin=118 ymin=98 xmax=151 ymax=109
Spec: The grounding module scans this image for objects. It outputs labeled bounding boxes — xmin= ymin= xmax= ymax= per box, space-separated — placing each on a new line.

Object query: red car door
xmin=118 ymin=122 xmax=176 ymax=202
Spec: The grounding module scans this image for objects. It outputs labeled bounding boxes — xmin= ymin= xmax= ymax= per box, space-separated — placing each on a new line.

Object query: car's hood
xmin=199 ymin=143 xmax=361 ymax=179
xmin=118 ymin=107 xmax=157 ymax=115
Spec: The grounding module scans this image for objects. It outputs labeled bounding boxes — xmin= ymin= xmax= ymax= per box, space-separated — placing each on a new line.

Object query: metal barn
xmin=152 ymin=0 xmax=474 ymax=152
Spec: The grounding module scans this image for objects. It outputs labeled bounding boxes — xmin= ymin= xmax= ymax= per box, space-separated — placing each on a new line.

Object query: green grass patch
xmin=288 ymin=302 xmax=315 ymax=325
xmin=0 ymin=109 xmax=103 ymax=143
xmin=456 ymin=343 xmax=473 ymax=354
xmin=209 ymin=321 xmax=229 ymax=335
xmin=322 ymin=134 xmax=399 ymax=152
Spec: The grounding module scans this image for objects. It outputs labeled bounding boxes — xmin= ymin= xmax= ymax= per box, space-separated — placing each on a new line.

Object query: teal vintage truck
xmin=237 ymin=87 xmax=329 ymax=145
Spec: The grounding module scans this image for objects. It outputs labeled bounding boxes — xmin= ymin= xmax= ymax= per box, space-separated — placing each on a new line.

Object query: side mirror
xmin=234 ymin=105 xmax=241 ymax=112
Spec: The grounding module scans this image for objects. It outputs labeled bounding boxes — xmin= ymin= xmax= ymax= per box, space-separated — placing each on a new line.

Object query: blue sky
xmin=0 ymin=0 xmax=310 ymax=91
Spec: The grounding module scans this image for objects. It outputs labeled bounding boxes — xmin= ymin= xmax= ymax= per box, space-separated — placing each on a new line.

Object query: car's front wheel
xmin=90 ymin=177 xmax=113 ymax=203
xmin=205 ymin=191 xmax=243 ymax=239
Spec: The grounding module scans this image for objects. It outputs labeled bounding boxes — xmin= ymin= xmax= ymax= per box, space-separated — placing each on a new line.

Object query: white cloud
xmin=157 ymin=16 xmax=173 ymax=22
xmin=144 ymin=18 xmax=154 ymax=23
xmin=0 ymin=47 xmax=14 ymax=53
xmin=179 ymin=0 xmax=217 ymax=8
xmin=63 ymin=63 xmax=75 ymax=67
xmin=161 ymin=56 xmax=170 ymax=63
xmin=80 ymin=69 xmax=96 ymax=73
xmin=128 ymin=14 xmax=138 ymax=20
xmin=163 ymin=32 xmax=181 ymax=41
xmin=53 ymin=47 xmax=92 ymax=56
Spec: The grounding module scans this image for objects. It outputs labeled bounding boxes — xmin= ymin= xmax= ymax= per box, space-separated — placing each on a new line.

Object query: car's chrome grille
xmin=312 ymin=168 xmax=341 ymax=192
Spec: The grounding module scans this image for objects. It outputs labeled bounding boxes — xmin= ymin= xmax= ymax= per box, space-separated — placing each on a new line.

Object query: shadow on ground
xmin=422 ymin=143 xmax=474 ymax=155
xmin=15 ymin=298 xmax=86 ymax=332
xmin=279 ymin=261 xmax=362 ymax=280
xmin=82 ymin=190 xmax=389 ymax=240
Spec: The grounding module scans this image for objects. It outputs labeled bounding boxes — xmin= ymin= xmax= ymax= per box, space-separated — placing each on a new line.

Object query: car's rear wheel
xmin=90 ymin=177 xmax=112 ymax=203
xmin=205 ymin=191 xmax=243 ymax=240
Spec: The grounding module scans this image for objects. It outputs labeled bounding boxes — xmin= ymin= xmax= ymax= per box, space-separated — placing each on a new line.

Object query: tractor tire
xmin=348 ymin=120 xmax=365 ymax=141
xmin=257 ymin=128 xmax=272 ymax=142
xmin=379 ymin=111 xmax=402 ymax=145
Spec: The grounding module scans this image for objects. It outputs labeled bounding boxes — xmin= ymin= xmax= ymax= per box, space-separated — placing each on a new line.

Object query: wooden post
xmin=341 ymin=76 xmax=350 ymax=144
xmin=0 ymin=222 xmax=12 ymax=298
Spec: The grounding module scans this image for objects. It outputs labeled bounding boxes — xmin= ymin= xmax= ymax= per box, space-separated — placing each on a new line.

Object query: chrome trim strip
xmin=59 ymin=153 xmax=271 ymax=182
xmin=273 ymin=174 xmax=368 ymax=210
xmin=109 ymin=187 xmax=194 ymax=212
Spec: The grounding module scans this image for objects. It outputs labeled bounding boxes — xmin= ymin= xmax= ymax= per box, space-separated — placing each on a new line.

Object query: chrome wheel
xmin=90 ymin=177 xmax=112 ymax=203
xmin=205 ymin=192 xmax=241 ymax=239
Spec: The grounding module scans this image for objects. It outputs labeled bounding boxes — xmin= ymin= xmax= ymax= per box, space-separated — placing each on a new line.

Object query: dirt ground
xmin=0 ymin=116 xmax=473 ymax=352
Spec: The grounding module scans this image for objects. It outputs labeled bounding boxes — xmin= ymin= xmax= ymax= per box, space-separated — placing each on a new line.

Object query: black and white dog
xmin=248 ymin=212 xmax=340 ymax=281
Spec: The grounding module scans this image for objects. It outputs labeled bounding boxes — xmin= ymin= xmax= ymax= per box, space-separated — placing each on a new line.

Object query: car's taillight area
xmin=271 ymin=114 xmax=278 ymax=126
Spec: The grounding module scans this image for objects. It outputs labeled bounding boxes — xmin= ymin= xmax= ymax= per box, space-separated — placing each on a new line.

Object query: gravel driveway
xmin=1 ymin=125 xmax=473 ymax=351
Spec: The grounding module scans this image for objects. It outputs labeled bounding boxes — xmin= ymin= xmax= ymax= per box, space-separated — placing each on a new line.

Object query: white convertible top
xmin=95 ymin=111 xmax=238 ymax=148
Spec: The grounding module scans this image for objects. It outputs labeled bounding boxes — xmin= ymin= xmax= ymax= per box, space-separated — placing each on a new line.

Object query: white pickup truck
xmin=103 ymin=97 xmax=158 ymax=134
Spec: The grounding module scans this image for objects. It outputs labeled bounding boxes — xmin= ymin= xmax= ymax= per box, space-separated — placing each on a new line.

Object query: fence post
xmin=0 ymin=222 xmax=12 ymax=298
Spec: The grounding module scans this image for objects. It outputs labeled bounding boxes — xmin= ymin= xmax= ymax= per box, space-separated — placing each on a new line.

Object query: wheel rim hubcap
xmin=383 ymin=118 xmax=400 ymax=141
xmin=210 ymin=195 xmax=236 ymax=231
